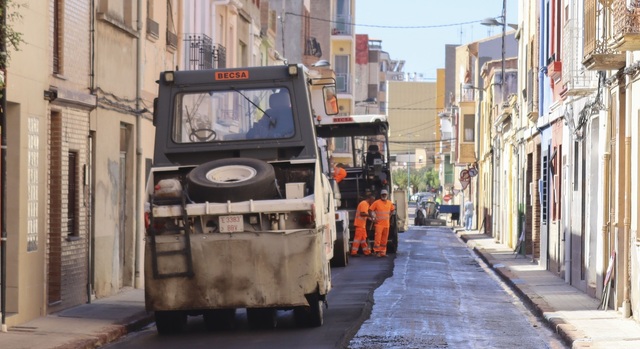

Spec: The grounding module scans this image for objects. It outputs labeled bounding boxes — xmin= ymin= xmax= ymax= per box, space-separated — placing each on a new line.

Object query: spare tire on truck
xmin=187 ymin=158 xmax=277 ymax=203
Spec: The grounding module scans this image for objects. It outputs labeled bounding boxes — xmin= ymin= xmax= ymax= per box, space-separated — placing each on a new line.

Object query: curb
xmin=52 ymin=312 xmax=154 ymax=349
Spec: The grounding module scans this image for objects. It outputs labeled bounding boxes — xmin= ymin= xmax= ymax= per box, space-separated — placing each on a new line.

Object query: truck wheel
xmin=330 ymin=221 xmax=349 ymax=267
xmin=154 ymin=311 xmax=187 ymax=335
xmin=187 ymin=158 xmax=277 ymax=203
xmin=247 ymin=308 xmax=278 ymax=329
xmin=294 ymin=292 xmax=324 ymax=327
xmin=203 ymin=308 xmax=236 ymax=331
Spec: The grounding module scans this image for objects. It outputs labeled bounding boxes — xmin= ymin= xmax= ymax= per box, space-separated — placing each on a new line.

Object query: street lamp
xmin=481 ymin=0 xmax=506 ymax=101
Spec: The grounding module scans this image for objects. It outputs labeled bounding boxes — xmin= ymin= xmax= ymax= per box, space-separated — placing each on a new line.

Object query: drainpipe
xmin=622 ymin=73 xmax=631 ymax=317
xmin=134 ymin=0 xmax=143 ymax=288
xmin=601 ymin=112 xmax=611 ymax=298
xmin=86 ymin=0 xmax=96 ymax=304
xmin=0 ymin=0 xmax=6 ymax=333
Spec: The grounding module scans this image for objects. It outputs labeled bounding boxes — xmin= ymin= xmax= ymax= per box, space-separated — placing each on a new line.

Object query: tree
xmin=0 ymin=1 xmax=25 ymax=93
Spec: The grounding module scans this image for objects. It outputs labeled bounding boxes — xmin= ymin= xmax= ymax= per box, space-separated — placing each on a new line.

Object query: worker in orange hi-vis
xmin=369 ymin=189 xmax=395 ymax=257
xmin=333 ymin=163 xmax=347 ymax=183
xmin=350 ymin=194 xmax=375 ymax=256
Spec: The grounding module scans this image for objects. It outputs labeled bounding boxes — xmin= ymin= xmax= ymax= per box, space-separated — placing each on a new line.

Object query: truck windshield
xmin=172 ymin=87 xmax=294 ymax=143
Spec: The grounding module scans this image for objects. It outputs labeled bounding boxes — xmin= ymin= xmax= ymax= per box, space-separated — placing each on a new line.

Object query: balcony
xmin=332 ymin=14 xmax=352 ymax=36
xmin=562 ymin=19 xmax=598 ymax=97
xmin=547 ymin=61 xmax=562 ymax=82
xmin=610 ymin=0 xmax=640 ymax=52
xmin=582 ymin=0 xmax=625 ymax=70
xmin=525 ymin=68 xmax=539 ymax=122
xmin=184 ymin=34 xmax=213 ymax=70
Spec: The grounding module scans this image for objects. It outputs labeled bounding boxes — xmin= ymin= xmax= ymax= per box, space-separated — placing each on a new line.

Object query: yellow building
xmin=387 ymin=80 xmax=438 ymax=169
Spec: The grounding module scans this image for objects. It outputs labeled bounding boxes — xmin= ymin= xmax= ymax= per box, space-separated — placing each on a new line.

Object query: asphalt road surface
xmin=349 ymin=225 xmax=566 ymax=349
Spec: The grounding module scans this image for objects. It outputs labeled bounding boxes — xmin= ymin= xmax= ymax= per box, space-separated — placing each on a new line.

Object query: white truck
xmin=144 ymin=64 xmax=341 ymax=334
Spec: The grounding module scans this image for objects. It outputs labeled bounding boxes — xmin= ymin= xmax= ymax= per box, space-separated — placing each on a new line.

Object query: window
xmin=463 ymin=114 xmax=474 ymax=142
xmin=333 ymin=137 xmax=350 ymax=153
xmin=166 ymin=1 xmax=177 ymax=49
xmin=541 ymin=154 xmax=548 ymax=224
xmin=173 ymin=88 xmax=295 ymax=142
xmin=53 ymin=0 xmax=63 ymax=74
xmin=146 ymin=0 xmax=159 ymax=39
xmin=67 ymin=152 xmax=79 ymax=238
xmin=335 ymin=55 xmax=350 ymax=93
xmin=28 ymin=116 xmax=40 ymax=251
xmin=334 ymin=0 xmax=352 ymax=35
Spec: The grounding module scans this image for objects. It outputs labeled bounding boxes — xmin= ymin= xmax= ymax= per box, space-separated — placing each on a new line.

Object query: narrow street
xmin=102 ymin=223 xmax=566 ymax=349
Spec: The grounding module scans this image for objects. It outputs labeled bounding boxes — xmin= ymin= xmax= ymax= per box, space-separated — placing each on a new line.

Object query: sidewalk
xmin=457 ymin=228 xmax=640 ymax=349
xmin=0 ymin=288 xmax=153 ymax=349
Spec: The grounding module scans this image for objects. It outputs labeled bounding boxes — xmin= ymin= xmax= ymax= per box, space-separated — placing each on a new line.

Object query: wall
xmin=387 ymin=81 xmax=437 ymax=157
xmin=4 ymin=1 xmax=51 ymax=325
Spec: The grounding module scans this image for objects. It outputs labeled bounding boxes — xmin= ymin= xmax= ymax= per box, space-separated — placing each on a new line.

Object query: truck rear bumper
xmin=144 ymin=229 xmax=330 ymax=312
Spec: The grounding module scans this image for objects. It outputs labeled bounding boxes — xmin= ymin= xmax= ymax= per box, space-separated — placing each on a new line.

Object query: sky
xmin=355 ymin=0 xmax=519 ymax=80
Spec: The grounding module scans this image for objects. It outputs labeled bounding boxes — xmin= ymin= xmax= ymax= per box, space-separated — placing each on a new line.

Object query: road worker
xmin=369 ymin=189 xmax=395 ymax=257
xmin=350 ymin=194 xmax=375 ymax=257
xmin=333 ymin=162 xmax=347 ymax=183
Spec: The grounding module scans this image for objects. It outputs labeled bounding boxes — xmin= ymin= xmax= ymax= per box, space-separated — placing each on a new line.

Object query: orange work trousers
xmin=350 ymin=226 xmax=371 ymax=255
xmin=373 ymin=224 xmax=389 ymax=256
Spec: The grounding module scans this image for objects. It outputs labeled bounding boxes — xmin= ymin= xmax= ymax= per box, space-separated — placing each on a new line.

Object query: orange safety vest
xmin=369 ymin=199 xmax=395 ymax=228
xmin=333 ymin=166 xmax=347 ymax=183
xmin=354 ymin=200 xmax=370 ymax=228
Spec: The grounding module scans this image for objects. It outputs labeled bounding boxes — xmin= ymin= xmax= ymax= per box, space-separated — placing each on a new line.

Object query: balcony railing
xmin=184 ymin=34 xmax=226 ymax=70
xmin=185 ymin=34 xmax=213 ymax=70
xmin=332 ymin=14 xmax=352 ymax=35
xmin=214 ymin=44 xmax=227 ymax=69
xmin=583 ymin=0 xmax=625 ymax=70
xmin=611 ymin=0 xmax=640 ymax=51
xmin=562 ymin=18 xmax=598 ymax=96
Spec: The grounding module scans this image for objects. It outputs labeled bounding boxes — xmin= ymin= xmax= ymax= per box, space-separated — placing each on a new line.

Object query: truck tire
xmin=330 ymin=221 xmax=349 ymax=267
xmin=294 ymin=291 xmax=324 ymax=327
xmin=187 ymin=158 xmax=277 ymax=203
xmin=154 ymin=310 xmax=187 ymax=335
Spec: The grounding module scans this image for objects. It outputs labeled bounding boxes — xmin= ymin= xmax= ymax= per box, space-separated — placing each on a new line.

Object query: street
xmin=102 ymin=220 xmax=566 ymax=348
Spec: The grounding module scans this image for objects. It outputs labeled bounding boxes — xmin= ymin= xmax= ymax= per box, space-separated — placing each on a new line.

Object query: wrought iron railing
xmin=583 ymin=0 xmax=617 ymax=57
xmin=184 ymin=34 xmax=213 ymax=70
xmin=184 ymin=34 xmax=227 ymax=70
xmin=214 ymin=44 xmax=226 ymax=69
xmin=613 ymin=0 xmax=640 ymax=37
